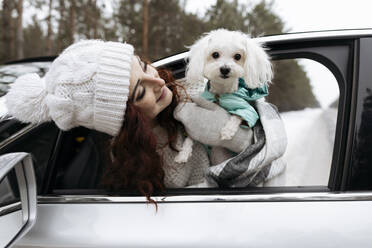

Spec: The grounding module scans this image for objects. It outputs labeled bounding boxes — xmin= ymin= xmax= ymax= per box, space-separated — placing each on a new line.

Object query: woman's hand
xmin=174 ymin=97 xmax=253 ymax=153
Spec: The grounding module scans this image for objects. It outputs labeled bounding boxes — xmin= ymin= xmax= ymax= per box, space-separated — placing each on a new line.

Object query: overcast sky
xmin=185 ymin=0 xmax=372 ymax=107
xmin=185 ymin=0 xmax=372 ymax=32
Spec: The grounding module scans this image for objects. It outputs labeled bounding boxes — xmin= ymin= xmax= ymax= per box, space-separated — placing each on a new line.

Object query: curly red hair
xmin=101 ymin=67 xmax=183 ymax=206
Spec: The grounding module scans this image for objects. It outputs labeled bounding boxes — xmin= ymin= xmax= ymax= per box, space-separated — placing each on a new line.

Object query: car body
xmin=1 ymin=29 xmax=372 ymax=247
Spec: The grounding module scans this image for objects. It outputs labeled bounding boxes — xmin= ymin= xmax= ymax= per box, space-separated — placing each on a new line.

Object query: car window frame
xmin=267 ymin=39 xmax=355 ymax=192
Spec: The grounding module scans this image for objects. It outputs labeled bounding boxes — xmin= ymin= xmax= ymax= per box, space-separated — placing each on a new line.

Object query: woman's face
xmin=129 ymin=56 xmax=173 ymax=121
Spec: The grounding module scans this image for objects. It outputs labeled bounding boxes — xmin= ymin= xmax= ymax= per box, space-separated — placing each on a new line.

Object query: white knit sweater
xmin=152 ymin=125 xmax=210 ymax=188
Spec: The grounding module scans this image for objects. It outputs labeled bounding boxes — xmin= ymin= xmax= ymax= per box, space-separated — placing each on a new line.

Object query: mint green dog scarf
xmin=201 ymin=78 xmax=268 ymax=127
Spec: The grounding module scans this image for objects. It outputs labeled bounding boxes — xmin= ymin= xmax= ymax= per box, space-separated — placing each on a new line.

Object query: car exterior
xmin=1 ymin=29 xmax=372 ymax=247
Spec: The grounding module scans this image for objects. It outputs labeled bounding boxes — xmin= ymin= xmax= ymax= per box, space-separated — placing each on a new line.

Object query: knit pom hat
xmin=5 ymin=40 xmax=134 ymax=136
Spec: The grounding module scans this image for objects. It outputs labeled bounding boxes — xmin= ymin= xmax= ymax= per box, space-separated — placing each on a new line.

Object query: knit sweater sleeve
xmin=153 ymin=125 xmax=210 ymax=188
xmin=185 ymin=141 xmax=210 ymax=186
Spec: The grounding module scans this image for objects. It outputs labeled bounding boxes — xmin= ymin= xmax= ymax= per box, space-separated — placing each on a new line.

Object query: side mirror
xmin=0 ymin=153 xmax=37 ymax=248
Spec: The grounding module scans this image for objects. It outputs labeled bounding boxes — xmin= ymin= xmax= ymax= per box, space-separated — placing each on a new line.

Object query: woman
xmin=5 ymin=40 xmax=253 ymax=203
xmin=102 ymin=53 xmax=212 ymax=200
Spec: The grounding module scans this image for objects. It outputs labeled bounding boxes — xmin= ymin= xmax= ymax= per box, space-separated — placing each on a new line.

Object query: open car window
xmin=49 ymin=56 xmax=341 ymax=194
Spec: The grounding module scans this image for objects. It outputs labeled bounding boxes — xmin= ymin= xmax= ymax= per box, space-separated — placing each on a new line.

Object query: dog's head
xmin=186 ymin=29 xmax=272 ymax=93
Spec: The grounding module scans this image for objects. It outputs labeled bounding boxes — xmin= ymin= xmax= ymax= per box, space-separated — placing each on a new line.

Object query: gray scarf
xmin=207 ymin=100 xmax=287 ymax=187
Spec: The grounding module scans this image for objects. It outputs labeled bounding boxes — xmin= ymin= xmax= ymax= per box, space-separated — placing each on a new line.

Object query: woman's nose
xmin=148 ymin=76 xmax=165 ymax=90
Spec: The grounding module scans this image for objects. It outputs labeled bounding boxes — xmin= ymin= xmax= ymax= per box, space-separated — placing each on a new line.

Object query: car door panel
xmin=15 ymin=196 xmax=372 ymax=247
xmin=0 ymin=210 xmax=23 ymax=247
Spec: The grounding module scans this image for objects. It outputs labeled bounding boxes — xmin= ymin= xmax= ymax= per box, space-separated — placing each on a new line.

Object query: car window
xmin=264 ymin=58 xmax=338 ymax=187
xmin=51 ymin=127 xmax=110 ymax=191
xmin=0 ymin=122 xmax=59 ymax=194
xmin=50 ymin=57 xmax=340 ymax=194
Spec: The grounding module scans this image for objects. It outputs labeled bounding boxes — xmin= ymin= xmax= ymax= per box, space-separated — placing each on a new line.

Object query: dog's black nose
xmin=220 ymin=67 xmax=230 ymax=75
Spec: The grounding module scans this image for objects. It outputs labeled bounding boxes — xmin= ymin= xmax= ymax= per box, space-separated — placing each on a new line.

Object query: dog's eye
xmin=212 ymin=52 xmax=219 ymax=59
xmin=234 ymin=54 xmax=241 ymax=61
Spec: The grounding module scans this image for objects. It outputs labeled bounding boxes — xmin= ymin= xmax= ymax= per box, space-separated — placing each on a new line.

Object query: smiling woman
xmin=101 ymin=57 xmax=199 ymax=203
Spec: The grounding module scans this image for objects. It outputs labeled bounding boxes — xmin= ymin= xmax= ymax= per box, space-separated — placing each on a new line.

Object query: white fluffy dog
xmin=175 ymin=29 xmax=273 ymax=163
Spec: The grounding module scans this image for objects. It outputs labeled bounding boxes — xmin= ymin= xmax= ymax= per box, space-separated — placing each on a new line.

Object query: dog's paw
xmin=220 ymin=126 xmax=235 ymax=140
xmin=175 ymin=151 xmax=191 ymax=163
xmin=175 ymin=137 xmax=194 ymax=163
xmin=174 ymin=137 xmax=194 ymax=163
xmin=220 ymin=115 xmax=241 ymax=140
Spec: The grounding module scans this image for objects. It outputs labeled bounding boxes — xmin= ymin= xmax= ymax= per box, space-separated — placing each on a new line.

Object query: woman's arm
xmin=174 ymin=97 xmax=253 ymax=153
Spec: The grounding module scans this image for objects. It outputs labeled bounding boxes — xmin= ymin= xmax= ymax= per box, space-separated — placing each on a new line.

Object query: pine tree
xmin=247 ymin=1 xmax=320 ymax=110
xmin=247 ymin=0 xmax=288 ymax=36
xmin=23 ymin=15 xmax=46 ymax=58
xmin=1 ymin=0 xmax=15 ymax=62
xmin=116 ymin=0 xmax=207 ymax=61
xmin=206 ymin=0 xmax=247 ymax=31
xmin=46 ymin=0 xmax=54 ymax=55
xmin=14 ymin=0 xmax=24 ymax=60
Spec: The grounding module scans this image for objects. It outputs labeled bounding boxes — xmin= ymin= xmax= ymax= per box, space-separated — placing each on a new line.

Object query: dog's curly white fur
xmin=176 ymin=29 xmax=273 ymax=162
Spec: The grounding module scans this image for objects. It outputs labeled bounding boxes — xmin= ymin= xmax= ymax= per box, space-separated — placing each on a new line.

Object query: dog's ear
xmin=185 ymin=35 xmax=209 ymax=84
xmin=243 ymin=39 xmax=273 ymax=89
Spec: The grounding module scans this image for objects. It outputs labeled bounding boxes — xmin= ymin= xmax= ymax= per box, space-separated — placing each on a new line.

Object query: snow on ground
xmin=265 ymin=107 xmax=338 ymax=187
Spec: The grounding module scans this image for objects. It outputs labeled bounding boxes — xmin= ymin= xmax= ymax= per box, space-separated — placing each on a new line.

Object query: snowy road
xmin=265 ymin=107 xmax=337 ymax=187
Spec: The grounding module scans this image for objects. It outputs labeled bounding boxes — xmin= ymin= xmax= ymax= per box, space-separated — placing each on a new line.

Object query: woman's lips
xmin=157 ymin=87 xmax=166 ymax=102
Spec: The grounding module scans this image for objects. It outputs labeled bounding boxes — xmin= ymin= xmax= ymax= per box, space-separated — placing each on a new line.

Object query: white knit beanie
xmin=5 ymin=40 xmax=134 ymax=136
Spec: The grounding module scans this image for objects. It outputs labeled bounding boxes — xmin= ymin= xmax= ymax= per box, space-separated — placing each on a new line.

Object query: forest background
xmin=0 ymin=0 xmax=320 ymax=111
